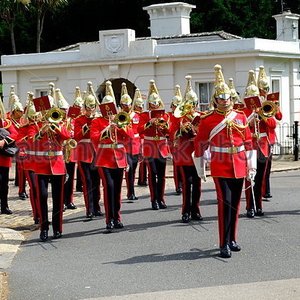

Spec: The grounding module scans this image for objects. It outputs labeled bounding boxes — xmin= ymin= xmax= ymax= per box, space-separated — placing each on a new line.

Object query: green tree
xmin=0 ymin=0 xmax=30 ymax=54
xmin=29 ymin=0 xmax=69 ymax=52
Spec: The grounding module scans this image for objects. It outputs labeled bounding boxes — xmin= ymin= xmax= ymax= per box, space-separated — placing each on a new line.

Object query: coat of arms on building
xmin=105 ymin=35 xmax=124 ymax=54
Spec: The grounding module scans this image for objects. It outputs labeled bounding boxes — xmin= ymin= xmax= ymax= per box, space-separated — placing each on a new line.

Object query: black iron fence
xmin=274 ymin=121 xmax=299 ymax=161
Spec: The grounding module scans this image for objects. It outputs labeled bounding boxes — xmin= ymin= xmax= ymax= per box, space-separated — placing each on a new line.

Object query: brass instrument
xmin=258 ymin=101 xmax=276 ymax=119
xmin=154 ymin=118 xmax=168 ymax=127
xmin=174 ymin=100 xmax=193 ymax=119
xmin=113 ymin=111 xmax=131 ymax=128
xmin=44 ymin=107 xmax=65 ymax=124
xmin=64 ymin=138 xmax=77 ymax=163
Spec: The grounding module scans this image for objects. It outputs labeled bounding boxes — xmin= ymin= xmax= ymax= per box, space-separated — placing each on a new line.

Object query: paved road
xmin=5 ymin=169 xmax=300 ymax=299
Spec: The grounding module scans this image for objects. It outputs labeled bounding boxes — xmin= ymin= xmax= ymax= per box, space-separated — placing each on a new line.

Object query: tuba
xmin=258 ymin=101 xmax=276 ymax=119
xmin=113 ymin=111 xmax=131 ymax=128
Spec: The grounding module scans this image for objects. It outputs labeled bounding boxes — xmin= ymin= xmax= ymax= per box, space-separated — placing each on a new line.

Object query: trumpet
xmin=258 ymin=101 xmax=276 ymax=119
xmin=113 ymin=111 xmax=131 ymax=128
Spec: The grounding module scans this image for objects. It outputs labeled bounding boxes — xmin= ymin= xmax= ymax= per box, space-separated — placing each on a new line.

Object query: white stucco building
xmin=1 ymin=2 xmax=300 ymax=152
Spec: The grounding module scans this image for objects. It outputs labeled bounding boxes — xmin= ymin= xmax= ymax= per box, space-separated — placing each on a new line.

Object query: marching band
xmin=0 ymin=65 xmax=282 ymax=258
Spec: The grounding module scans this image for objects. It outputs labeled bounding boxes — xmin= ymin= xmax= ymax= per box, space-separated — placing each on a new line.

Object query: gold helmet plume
xmin=55 ymin=88 xmax=70 ymax=110
xmin=9 ymin=87 xmax=24 ymax=112
xmin=0 ymin=95 xmax=7 ymax=119
xmin=147 ymin=79 xmax=164 ymax=109
xmin=245 ymin=70 xmax=259 ymax=97
xmin=102 ymin=80 xmax=116 ymax=104
xmin=213 ymin=64 xmax=231 ymax=100
xmin=73 ymin=86 xmax=84 ymax=108
xmin=84 ymin=81 xmax=98 ymax=108
xmin=184 ymin=75 xmax=198 ymax=105
xmin=171 ymin=84 xmax=182 ymax=107
xmin=120 ymin=82 xmax=132 ymax=105
xmin=257 ymin=66 xmax=269 ymax=93
xmin=48 ymin=82 xmax=56 ymax=107
xmin=132 ymin=88 xmax=144 ymax=108
xmin=228 ymin=78 xmax=240 ymax=103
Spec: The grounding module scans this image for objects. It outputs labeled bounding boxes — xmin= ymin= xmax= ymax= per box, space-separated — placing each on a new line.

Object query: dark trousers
xmin=138 ymin=159 xmax=147 ymax=184
xmin=125 ymin=153 xmax=138 ymax=197
xmin=146 ymin=157 xmax=167 ymax=203
xmin=64 ymin=162 xmax=75 ymax=206
xmin=0 ymin=166 xmax=10 ymax=211
xmin=180 ymin=165 xmax=201 ymax=216
xmin=36 ymin=174 xmax=65 ymax=232
xmin=214 ymin=177 xmax=244 ymax=248
xmin=98 ymin=167 xmax=124 ymax=224
xmin=264 ymin=152 xmax=272 ymax=196
xmin=76 ymin=166 xmax=83 ymax=190
xmin=173 ymin=161 xmax=182 ymax=191
xmin=78 ymin=161 xmax=101 ymax=215
xmin=245 ymin=149 xmax=268 ymax=210
xmin=15 ymin=161 xmax=26 ymax=194
xmin=25 ymin=170 xmax=39 ymax=220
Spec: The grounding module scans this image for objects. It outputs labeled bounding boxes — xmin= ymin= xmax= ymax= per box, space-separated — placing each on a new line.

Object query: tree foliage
xmin=0 ymin=0 xmax=300 ymax=55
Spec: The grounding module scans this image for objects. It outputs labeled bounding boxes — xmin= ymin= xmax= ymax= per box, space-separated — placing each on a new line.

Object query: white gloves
xmin=247 ymin=168 xmax=256 ymax=182
xmin=246 ymin=150 xmax=257 ymax=182
xmin=192 ymin=152 xmax=207 ymax=182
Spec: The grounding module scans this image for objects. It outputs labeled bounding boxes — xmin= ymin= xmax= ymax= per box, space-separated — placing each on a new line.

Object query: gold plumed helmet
xmin=147 ymin=79 xmax=164 ymax=109
xmin=120 ymin=82 xmax=132 ymax=105
xmin=55 ymin=88 xmax=70 ymax=110
xmin=9 ymin=90 xmax=24 ymax=112
xmin=26 ymin=92 xmax=41 ymax=120
xmin=48 ymin=82 xmax=56 ymax=107
xmin=102 ymin=80 xmax=116 ymax=104
xmin=132 ymin=88 xmax=144 ymax=108
xmin=184 ymin=75 xmax=198 ymax=105
xmin=245 ymin=70 xmax=259 ymax=97
xmin=228 ymin=78 xmax=240 ymax=103
xmin=84 ymin=81 xmax=97 ymax=108
xmin=213 ymin=64 xmax=231 ymax=100
xmin=73 ymin=86 xmax=84 ymax=108
xmin=257 ymin=65 xmax=269 ymax=93
xmin=171 ymin=84 xmax=183 ymax=107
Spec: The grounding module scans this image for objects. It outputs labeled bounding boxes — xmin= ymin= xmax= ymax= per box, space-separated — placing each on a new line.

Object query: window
xmin=197 ymin=82 xmax=214 ymax=111
xmin=271 ymin=78 xmax=280 ymax=105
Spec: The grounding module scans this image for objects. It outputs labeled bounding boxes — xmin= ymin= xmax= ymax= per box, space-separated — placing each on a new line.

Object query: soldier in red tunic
xmin=0 ymin=97 xmax=18 ymax=214
xmin=194 ymin=65 xmax=255 ymax=258
xmin=90 ymin=81 xmax=131 ymax=231
xmin=170 ymin=75 xmax=203 ymax=223
xmin=243 ymin=69 xmax=276 ymax=218
xmin=119 ymin=83 xmax=141 ymax=201
xmin=74 ymin=82 xmax=102 ymax=218
xmin=28 ymin=96 xmax=71 ymax=241
xmin=137 ymin=80 xmax=171 ymax=210
xmin=168 ymin=84 xmax=183 ymax=195
xmin=16 ymin=92 xmax=41 ymax=224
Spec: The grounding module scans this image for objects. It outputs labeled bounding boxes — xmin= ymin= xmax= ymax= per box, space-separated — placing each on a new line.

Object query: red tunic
xmin=30 ymin=123 xmax=70 ymax=175
xmin=194 ymin=110 xmax=253 ymax=178
xmin=73 ymin=115 xmax=95 ymax=163
xmin=90 ymin=117 xmax=130 ymax=169
xmin=137 ymin=111 xmax=170 ymax=159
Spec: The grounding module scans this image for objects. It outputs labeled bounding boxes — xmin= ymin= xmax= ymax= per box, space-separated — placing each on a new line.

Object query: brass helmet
xmin=228 ymin=78 xmax=240 ymax=103
xmin=84 ymin=81 xmax=97 ymax=109
xmin=257 ymin=65 xmax=269 ymax=93
xmin=9 ymin=89 xmax=24 ymax=112
xmin=120 ymin=82 xmax=132 ymax=105
xmin=213 ymin=65 xmax=231 ymax=100
xmin=26 ymin=92 xmax=41 ymax=120
xmin=184 ymin=75 xmax=198 ymax=106
xmin=147 ymin=79 xmax=164 ymax=109
xmin=48 ymin=82 xmax=56 ymax=107
xmin=102 ymin=80 xmax=116 ymax=104
xmin=73 ymin=86 xmax=84 ymax=108
xmin=55 ymin=88 xmax=70 ymax=110
xmin=132 ymin=88 xmax=144 ymax=109
xmin=171 ymin=84 xmax=183 ymax=107
xmin=245 ymin=70 xmax=259 ymax=97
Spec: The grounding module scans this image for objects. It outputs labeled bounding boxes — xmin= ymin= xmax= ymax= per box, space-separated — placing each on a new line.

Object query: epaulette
xmin=200 ymin=110 xmax=214 ymax=119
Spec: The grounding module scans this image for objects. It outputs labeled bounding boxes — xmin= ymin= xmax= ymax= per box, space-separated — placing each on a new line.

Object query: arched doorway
xmin=96 ymin=78 xmax=136 ymax=107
